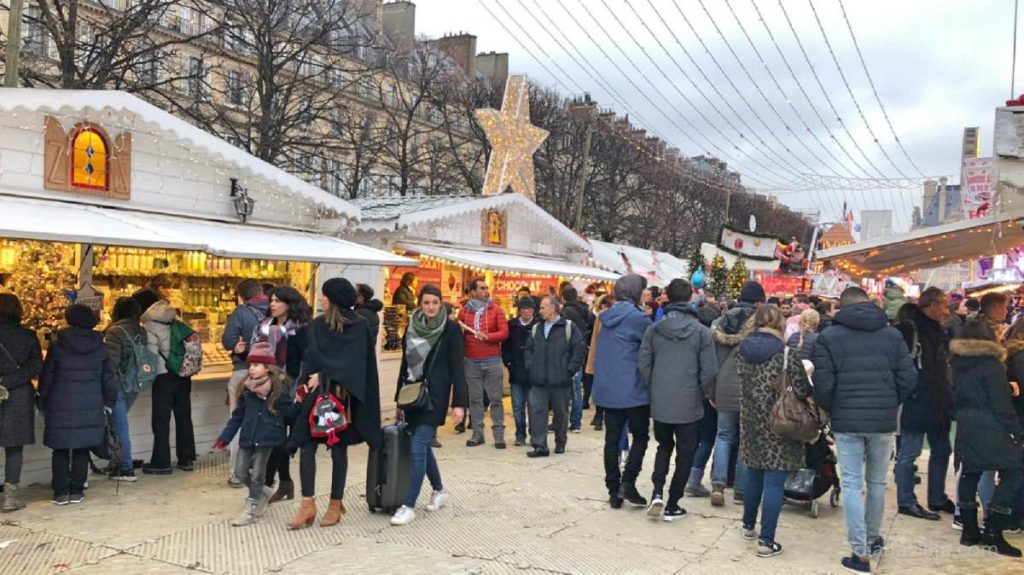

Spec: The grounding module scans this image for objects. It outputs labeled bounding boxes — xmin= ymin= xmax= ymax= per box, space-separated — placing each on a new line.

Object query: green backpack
xmin=164 ymin=321 xmax=203 ymax=378
xmin=114 ymin=326 xmax=159 ymax=393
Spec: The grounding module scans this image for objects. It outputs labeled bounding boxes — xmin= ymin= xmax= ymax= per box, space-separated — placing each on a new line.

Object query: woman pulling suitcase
xmin=286 ymin=278 xmax=381 ymax=529
xmin=390 ymin=284 xmax=468 ymax=526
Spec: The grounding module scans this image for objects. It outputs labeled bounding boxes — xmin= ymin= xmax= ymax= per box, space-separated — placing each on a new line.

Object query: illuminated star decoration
xmin=475 ymin=75 xmax=549 ymax=200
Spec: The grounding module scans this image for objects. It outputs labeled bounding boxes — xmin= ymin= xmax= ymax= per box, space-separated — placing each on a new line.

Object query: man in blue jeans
xmin=502 ymin=298 xmax=538 ymax=446
xmin=561 ymin=286 xmax=594 ymax=433
xmin=893 ymin=287 xmax=955 ymax=523
xmin=815 ymin=287 xmax=918 ymax=574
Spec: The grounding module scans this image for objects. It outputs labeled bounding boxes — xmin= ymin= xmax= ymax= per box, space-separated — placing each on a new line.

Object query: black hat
xmin=739 ymin=281 xmax=766 ymax=304
xmin=322 ymin=277 xmax=357 ymax=310
xmin=516 ymin=296 xmax=536 ymax=310
xmin=65 ymin=304 xmax=98 ymax=329
xmin=131 ymin=288 xmax=159 ymax=314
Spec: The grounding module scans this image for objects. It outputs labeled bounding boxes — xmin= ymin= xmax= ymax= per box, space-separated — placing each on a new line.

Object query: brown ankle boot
xmin=286 ymin=497 xmax=317 ymax=530
xmin=320 ymin=499 xmax=346 ymax=527
xmin=270 ymin=480 xmax=294 ymax=503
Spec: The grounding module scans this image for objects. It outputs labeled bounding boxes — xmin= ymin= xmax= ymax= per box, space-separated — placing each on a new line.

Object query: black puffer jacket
xmin=502 ymin=318 xmax=537 ymax=388
xmin=39 ymin=327 xmax=118 ymax=450
xmin=356 ymin=299 xmax=384 ymax=344
xmin=0 ymin=322 xmax=43 ymax=447
xmin=951 ymin=338 xmax=1023 ymax=472
xmin=524 ymin=318 xmax=587 ymax=388
xmin=396 ymin=320 xmax=469 ymax=428
xmin=709 ymin=302 xmax=757 ymax=412
xmin=562 ymin=300 xmax=595 ymax=345
xmin=897 ymin=307 xmax=954 ymax=433
xmin=813 ymin=303 xmax=917 ymax=433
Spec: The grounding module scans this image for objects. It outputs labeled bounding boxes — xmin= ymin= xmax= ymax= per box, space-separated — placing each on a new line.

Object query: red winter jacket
xmin=459 ymin=301 xmax=509 ymax=360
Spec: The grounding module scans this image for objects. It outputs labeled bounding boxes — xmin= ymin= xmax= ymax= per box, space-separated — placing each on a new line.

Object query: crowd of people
xmin=3 ymin=269 xmax=1024 ymax=573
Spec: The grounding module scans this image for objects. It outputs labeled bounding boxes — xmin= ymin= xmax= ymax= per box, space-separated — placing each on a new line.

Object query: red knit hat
xmin=246 ymin=341 xmax=276 ymax=366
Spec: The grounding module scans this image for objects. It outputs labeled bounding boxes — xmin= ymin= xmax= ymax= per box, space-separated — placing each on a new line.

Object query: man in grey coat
xmin=524 ymin=296 xmax=587 ymax=457
xmin=639 ymin=279 xmax=718 ymax=521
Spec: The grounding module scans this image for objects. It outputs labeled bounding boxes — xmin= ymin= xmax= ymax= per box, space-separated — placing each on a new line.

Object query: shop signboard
xmin=962 ymin=157 xmax=994 ymax=219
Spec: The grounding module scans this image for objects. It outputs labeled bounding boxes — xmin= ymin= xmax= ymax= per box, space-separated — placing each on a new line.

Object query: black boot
xmin=959 ymin=504 xmax=981 ymax=546
xmin=617 ymin=482 xmax=648 ymax=508
xmin=983 ymin=512 xmax=1023 ymax=557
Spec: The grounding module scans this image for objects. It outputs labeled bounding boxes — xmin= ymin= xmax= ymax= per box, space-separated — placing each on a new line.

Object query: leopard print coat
xmin=736 ymin=340 xmax=815 ymax=471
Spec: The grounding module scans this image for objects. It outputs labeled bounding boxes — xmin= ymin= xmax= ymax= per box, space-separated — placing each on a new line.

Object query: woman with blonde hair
xmin=735 ymin=304 xmax=814 ymax=558
xmin=786 ymin=309 xmax=821 ymax=361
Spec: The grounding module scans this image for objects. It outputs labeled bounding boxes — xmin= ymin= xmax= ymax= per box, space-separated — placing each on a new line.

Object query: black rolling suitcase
xmin=366 ymin=422 xmax=412 ymax=514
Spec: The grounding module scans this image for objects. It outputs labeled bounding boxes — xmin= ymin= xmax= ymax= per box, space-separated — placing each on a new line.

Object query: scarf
xmin=244 ymin=374 xmax=272 ymax=399
xmin=405 ymin=309 xmax=447 ymax=381
xmin=256 ymin=317 xmax=298 ymax=367
xmin=465 ymin=298 xmax=488 ymax=332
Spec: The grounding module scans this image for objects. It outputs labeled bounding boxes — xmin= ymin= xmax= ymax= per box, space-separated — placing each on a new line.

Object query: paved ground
xmin=2 ymin=406 xmax=1021 ymax=575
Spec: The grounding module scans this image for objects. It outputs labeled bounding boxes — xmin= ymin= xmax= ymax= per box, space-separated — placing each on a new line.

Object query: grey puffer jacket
xmin=141 ymin=300 xmax=176 ymax=375
xmin=639 ymin=304 xmax=718 ymax=425
xmin=709 ymin=302 xmax=757 ymax=412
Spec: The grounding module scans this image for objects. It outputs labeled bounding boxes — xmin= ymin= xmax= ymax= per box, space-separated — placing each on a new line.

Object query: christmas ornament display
xmin=4 ymin=241 xmax=76 ymax=336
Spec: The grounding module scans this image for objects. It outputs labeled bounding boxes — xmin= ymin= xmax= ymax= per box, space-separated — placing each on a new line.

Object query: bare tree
xmin=3 ymin=0 xmax=215 ymax=90
xmin=330 ymin=108 xmax=383 ymax=199
xmin=435 ymin=73 xmax=500 ymax=195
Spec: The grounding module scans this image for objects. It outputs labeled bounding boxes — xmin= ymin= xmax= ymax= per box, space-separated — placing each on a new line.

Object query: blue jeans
xmin=111 ymin=391 xmax=138 ymax=472
xmin=834 ymin=432 xmax=893 ymax=556
xmin=711 ymin=410 xmax=747 ymax=491
xmin=510 ymin=384 xmax=530 ymax=441
xmin=691 ymin=401 xmax=717 ymax=479
xmin=955 ymin=469 xmax=997 ymax=517
xmin=742 ymin=468 xmax=788 ymax=543
xmin=404 ymin=424 xmax=443 ymax=508
xmin=570 ymin=370 xmax=583 ymax=429
xmin=895 ymin=428 xmax=952 ymax=509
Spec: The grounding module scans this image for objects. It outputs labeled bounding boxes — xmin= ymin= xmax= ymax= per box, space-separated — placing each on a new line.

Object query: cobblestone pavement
xmin=2 ymin=407 xmax=1021 ymax=574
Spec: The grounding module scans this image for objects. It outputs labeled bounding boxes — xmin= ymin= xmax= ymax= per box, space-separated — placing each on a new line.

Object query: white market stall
xmin=0 ymin=88 xmax=413 ymax=485
xmin=588 ymin=239 xmax=689 ymax=287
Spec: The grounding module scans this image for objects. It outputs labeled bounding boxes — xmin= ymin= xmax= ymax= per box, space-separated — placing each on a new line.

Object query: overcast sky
xmin=410 ymin=0 xmax=1017 ymax=232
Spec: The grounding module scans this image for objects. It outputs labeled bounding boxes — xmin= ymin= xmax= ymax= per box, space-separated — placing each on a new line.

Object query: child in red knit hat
xmin=213 ymin=341 xmax=294 ymax=526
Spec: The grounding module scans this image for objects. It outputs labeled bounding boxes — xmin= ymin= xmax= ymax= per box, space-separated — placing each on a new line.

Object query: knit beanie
xmin=322 ymin=277 xmax=358 ymax=310
xmin=739 ymin=281 xmax=766 ymax=304
xmin=246 ymin=341 xmax=277 ymax=366
xmin=65 ymin=304 xmax=98 ymax=329
xmin=516 ymin=296 xmax=536 ymax=310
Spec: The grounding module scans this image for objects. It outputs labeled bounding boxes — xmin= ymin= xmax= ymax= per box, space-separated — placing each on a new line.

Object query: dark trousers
xmin=529 ymin=385 xmax=569 ymax=450
xmin=150 ymin=373 xmax=196 ymax=468
xmin=651 ymin=420 xmax=700 ymax=505
xmin=602 ymin=405 xmax=650 ymax=495
xmin=582 ymin=373 xmax=594 ymax=407
xmin=299 ymin=442 xmax=348 ymax=499
xmin=52 ymin=448 xmax=90 ymax=497
xmin=960 ymin=469 xmax=1024 ymax=516
xmin=264 ymin=413 xmax=295 ymax=486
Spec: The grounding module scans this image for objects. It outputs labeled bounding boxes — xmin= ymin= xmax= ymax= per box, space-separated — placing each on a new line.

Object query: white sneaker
xmin=390 ymin=505 xmax=416 ymax=526
xmin=255 ymin=486 xmax=273 ymax=517
xmin=646 ymin=497 xmax=665 ymax=519
xmin=426 ymin=490 xmax=448 ymax=512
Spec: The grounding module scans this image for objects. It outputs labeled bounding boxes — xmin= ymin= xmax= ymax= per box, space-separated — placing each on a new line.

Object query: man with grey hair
xmin=524 ymin=296 xmax=587 ymax=457
xmin=593 ymin=274 xmax=654 ymax=508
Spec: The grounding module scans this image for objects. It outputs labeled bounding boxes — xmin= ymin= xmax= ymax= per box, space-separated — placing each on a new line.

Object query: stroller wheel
xmin=810 ymin=500 xmax=819 ymax=518
xmin=830 ymin=489 xmax=840 ymax=508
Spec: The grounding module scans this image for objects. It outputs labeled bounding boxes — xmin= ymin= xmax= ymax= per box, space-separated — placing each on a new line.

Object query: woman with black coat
xmin=0 ymin=294 xmax=43 ymax=513
xmin=391 ymin=284 xmax=468 ymax=526
xmin=952 ymin=318 xmax=1024 ymax=557
xmin=286 ymin=278 xmax=381 ymax=530
xmin=355 ymin=283 xmax=384 ymax=345
xmin=39 ymin=305 xmax=118 ymax=505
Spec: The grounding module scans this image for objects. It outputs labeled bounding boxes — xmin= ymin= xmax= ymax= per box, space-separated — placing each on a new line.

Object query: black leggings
xmin=264 ymin=445 xmax=293 ymax=486
xmin=299 ymin=442 xmax=348 ymax=499
xmin=959 ymin=469 xmax=1024 ymax=515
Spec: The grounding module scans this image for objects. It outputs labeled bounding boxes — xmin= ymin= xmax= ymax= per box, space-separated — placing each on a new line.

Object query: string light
xmin=476 ymin=76 xmax=549 ymax=200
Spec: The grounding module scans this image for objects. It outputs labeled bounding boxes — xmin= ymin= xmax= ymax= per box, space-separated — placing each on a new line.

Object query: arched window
xmin=70 ymin=126 xmax=109 ymax=191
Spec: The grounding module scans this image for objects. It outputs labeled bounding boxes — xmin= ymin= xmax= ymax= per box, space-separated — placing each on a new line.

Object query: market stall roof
xmin=588 ymin=239 xmax=688 ymax=286
xmin=355 ymin=193 xmax=591 ymax=252
xmin=0 ymin=88 xmax=359 ymax=222
xmin=0 ymin=195 xmax=415 ymax=266
xmin=817 ymin=210 xmax=1024 ymax=277
xmin=398 ymin=242 xmax=620 ymax=281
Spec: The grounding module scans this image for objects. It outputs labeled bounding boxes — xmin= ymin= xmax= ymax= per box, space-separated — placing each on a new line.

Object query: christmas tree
xmin=727 ymin=259 xmax=749 ymax=300
xmin=5 ymin=241 xmax=75 ymax=336
xmin=708 ymin=255 xmax=729 ymax=299
xmin=687 ymin=247 xmax=706 ymax=276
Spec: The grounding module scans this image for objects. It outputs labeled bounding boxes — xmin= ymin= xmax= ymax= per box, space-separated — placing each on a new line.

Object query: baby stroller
xmin=783 ymin=431 xmax=841 ymax=518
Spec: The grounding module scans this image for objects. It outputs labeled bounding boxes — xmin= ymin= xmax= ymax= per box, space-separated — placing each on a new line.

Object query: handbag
xmin=770 ymin=347 xmax=823 ymax=444
xmin=397 ymin=342 xmax=440 ymax=412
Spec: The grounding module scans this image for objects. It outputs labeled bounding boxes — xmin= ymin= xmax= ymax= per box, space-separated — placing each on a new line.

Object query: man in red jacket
xmin=459 ymin=279 xmax=510 ymax=448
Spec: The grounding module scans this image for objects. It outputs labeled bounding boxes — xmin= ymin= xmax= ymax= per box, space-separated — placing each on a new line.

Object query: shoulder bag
xmin=769 ymin=347 xmax=823 ymax=444
xmin=396 ymin=342 xmax=441 ymax=412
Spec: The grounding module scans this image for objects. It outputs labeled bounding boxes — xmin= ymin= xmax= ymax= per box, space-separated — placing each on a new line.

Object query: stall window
xmin=70 ymin=127 xmax=109 ymax=191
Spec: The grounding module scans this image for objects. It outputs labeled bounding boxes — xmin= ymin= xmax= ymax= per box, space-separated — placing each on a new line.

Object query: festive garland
xmin=712 ymin=241 xmax=779 ymax=262
xmin=720 ymin=223 xmax=789 ymax=243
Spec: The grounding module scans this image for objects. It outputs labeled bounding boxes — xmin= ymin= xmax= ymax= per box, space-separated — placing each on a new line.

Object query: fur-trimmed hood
xmin=1006 ymin=338 xmax=1024 ymax=359
xmin=711 ymin=303 xmax=757 ymax=347
xmin=950 ymin=338 xmax=1006 ymax=363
